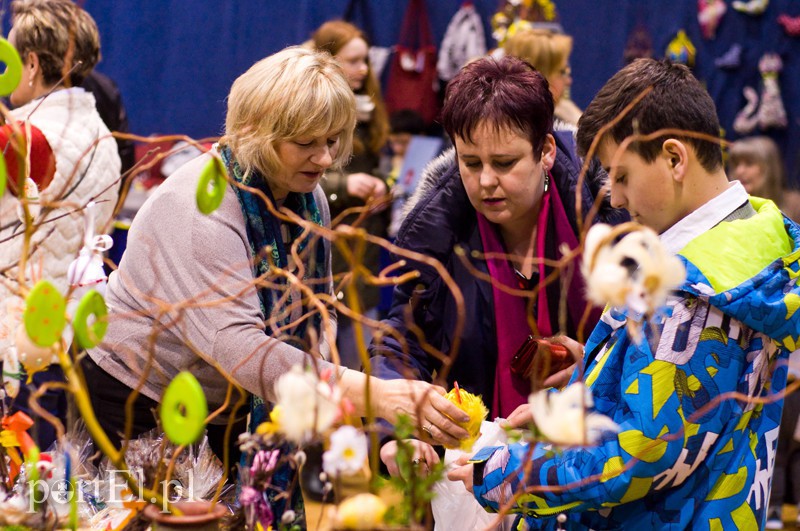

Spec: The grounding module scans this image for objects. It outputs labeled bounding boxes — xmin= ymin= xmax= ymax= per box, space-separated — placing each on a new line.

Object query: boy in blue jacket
xmin=449 ymin=58 xmax=800 ymax=529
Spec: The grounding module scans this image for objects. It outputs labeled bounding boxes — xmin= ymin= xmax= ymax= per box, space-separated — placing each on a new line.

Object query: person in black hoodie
xmin=82 ymin=70 xmax=135 ymax=177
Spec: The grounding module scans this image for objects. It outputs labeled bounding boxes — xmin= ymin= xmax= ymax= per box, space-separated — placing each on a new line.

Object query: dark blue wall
xmin=81 ymin=0 xmax=800 ymax=184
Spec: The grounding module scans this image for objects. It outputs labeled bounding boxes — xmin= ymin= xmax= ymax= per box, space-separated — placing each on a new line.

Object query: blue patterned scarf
xmin=220 ymin=145 xmax=327 ymax=525
xmin=219 ymin=145 xmax=328 ymax=414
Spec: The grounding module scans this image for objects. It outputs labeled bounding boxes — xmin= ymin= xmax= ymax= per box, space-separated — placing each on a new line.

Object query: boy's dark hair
xmin=576 ymin=59 xmax=723 ymax=172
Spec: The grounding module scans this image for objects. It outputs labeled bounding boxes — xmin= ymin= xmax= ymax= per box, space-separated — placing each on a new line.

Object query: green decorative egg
xmin=0 ymin=38 xmax=22 ymax=97
xmin=23 ymin=280 xmax=66 ymax=347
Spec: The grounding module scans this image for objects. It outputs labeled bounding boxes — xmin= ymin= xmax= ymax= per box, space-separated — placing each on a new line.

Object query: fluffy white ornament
xmin=528 ymin=383 xmax=619 ymax=446
xmin=274 ymin=366 xmax=341 ymax=443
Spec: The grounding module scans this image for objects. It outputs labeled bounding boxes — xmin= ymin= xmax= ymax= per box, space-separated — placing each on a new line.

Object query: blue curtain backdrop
xmin=78 ymin=0 xmax=800 ymax=184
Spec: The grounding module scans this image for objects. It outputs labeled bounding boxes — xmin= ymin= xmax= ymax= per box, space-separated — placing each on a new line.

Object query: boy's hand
xmin=447 ymin=454 xmax=474 ymax=493
xmin=504 ymin=402 xmax=533 ymax=428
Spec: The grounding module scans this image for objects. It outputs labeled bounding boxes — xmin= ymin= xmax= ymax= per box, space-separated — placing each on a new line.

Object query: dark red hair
xmin=441 ymin=56 xmax=554 ymax=159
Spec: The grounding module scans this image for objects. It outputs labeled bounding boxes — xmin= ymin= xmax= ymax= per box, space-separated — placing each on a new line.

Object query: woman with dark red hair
xmin=370 ymin=55 xmax=620 ymax=473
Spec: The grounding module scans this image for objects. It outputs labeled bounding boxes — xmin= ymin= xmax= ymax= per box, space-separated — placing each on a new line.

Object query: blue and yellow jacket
xmin=473 ymin=198 xmax=800 ymax=529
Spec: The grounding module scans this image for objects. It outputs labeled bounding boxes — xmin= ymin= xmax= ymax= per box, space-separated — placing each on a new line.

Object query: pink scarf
xmin=477 ymin=181 xmax=591 ymax=418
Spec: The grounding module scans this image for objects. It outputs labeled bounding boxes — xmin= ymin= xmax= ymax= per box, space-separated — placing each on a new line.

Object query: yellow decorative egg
xmin=335 ymin=493 xmax=387 ymax=530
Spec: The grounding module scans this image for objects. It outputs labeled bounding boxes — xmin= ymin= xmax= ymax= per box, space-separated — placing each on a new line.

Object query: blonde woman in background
xmin=503 ymin=28 xmax=582 ymax=127
xmin=729 ymin=136 xmax=800 ymax=222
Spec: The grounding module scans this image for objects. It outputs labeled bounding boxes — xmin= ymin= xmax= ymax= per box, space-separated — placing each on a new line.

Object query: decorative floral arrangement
xmin=3 ymin=14 xmax=787 ymax=530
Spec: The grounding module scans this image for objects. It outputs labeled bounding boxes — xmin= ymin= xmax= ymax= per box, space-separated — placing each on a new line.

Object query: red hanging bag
xmin=384 ymin=0 xmax=440 ymax=125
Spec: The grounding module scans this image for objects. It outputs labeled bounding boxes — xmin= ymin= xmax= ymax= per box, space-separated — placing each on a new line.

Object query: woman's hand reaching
xmin=504 ymin=336 xmax=585 ymax=429
xmin=338 ymin=371 xmax=470 ymax=448
xmin=375 ymin=378 xmax=470 ymax=448
xmin=347 ymin=172 xmax=387 ymax=200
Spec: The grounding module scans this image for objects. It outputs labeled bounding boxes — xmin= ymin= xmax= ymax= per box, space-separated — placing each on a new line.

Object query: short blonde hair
xmin=503 ymin=29 xmax=572 ymax=81
xmin=11 ymin=0 xmax=100 ymax=86
xmin=223 ymin=47 xmax=356 ymax=178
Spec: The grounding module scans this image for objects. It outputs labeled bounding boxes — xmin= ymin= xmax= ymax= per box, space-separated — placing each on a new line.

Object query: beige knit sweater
xmin=87 ymin=152 xmax=336 ymax=421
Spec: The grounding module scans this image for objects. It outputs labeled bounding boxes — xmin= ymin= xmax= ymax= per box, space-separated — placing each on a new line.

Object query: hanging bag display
xmin=384 ymin=0 xmax=440 ymax=125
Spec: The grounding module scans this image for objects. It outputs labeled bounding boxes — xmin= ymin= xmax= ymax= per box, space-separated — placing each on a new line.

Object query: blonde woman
xmin=84 ymin=47 xmax=468 ymax=477
xmin=729 ymin=136 xmax=784 ymax=198
xmin=503 ymin=28 xmax=581 ymax=126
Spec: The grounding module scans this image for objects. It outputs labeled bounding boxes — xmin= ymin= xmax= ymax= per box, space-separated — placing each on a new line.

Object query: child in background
xmin=384 ymin=109 xmax=426 ymax=189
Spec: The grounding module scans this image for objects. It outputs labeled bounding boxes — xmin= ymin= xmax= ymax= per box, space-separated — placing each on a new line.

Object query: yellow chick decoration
xmin=444 ymin=382 xmax=488 ymax=451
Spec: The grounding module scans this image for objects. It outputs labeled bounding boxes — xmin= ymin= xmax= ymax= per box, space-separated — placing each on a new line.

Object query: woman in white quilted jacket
xmin=0 ymin=0 xmax=121 ymax=449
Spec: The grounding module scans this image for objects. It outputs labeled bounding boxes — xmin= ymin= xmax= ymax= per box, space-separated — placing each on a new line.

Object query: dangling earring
xmin=543 ymin=168 xmax=550 ymax=193
xmin=28 ymin=78 xmax=33 ymax=88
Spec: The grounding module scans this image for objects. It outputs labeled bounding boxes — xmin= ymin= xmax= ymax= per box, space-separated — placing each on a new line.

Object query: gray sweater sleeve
xmin=88 ymin=153 xmax=337 ymax=414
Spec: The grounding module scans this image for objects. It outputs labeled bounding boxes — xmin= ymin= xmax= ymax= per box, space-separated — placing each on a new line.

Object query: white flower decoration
xmin=322 ymin=425 xmax=368 ymax=477
xmin=582 ymin=224 xmax=686 ymax=337
xmin=528 ymin=383 xmax=619 ymax=446
xmin=274 ymin=365 xmax=341 ymax=443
